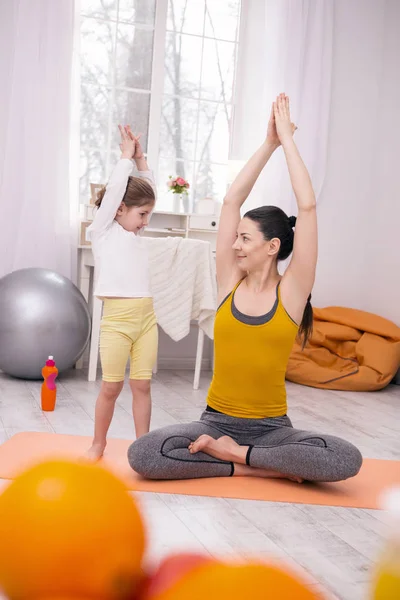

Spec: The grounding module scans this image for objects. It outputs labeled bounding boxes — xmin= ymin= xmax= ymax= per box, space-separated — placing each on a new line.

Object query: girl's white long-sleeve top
xmin=86 ymin=159 xmax=155 ymax=298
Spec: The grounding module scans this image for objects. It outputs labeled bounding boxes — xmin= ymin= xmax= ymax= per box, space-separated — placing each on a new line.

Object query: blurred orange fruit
xmin=143 ymin=552 xmax=215 ymax=597
xmin=0 ymin=460 xmax=146 ymax=600
xmin=143 ymin=559 xmax=324 ymax=600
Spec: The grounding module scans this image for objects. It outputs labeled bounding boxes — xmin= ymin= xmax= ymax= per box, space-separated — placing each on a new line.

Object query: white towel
xmin=142 ymin=237 xmax=217 ymax=341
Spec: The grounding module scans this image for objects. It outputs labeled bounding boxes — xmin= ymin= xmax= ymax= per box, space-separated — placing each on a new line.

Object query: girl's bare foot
xmin=85 ymin=442 xmax=106 ymax=462
xmin=188 ymin=435 xmax=246 ymax=463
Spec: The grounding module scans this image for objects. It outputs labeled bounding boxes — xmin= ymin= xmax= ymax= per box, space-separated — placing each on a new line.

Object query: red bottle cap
xmin=46 ymin=355 xmax=55 ymax=367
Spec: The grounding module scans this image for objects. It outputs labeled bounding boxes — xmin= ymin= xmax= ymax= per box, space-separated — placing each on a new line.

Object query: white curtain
xmin=0 ymin=0 xmax=76 ymax=280
xmin=232 ymin=0 xmax=334 ymax=216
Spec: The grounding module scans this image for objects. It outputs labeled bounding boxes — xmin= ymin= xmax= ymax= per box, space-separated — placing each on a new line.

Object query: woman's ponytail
xmin=298 ymin=294 xmax=313 ymax=348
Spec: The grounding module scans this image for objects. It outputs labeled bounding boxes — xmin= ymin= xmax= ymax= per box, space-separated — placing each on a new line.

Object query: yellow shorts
xmin=99 ymin=298 xmax=158 ymax=383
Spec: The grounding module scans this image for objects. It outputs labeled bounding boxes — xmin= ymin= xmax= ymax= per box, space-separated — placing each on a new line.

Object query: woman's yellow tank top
xmin=207 ymin=280 xmax=299 ymax=419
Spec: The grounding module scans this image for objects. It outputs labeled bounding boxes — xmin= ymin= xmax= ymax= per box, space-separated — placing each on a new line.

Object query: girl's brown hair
xmin=95 ymin=176 xmax=155 ymax=209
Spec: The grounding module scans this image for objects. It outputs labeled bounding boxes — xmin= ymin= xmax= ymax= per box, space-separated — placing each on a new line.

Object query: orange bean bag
xmin=287 ymin=306 xmax=400 ymax=391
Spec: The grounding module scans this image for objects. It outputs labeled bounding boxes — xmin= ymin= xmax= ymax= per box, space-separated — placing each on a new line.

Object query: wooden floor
xmin=0 ymin=369 xmax=398 ymax=600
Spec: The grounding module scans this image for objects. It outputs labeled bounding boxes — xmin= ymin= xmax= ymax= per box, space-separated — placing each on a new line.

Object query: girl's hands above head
xmin=271 ymin=93 xmax=297 ymax=146
xmin=118 ymin=124 xmax=136 ymax=160
xmin=124 ymin=125 xmax=144 ymax=159
xmin=121 ymin=124 xmax=150 ymax=172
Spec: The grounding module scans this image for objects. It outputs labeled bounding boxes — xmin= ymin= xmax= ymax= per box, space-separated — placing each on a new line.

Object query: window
xmin=79 ymin=0 xmax=241 ymax=210
xmin=158 ymin=0 xmax=241 ymax=210
xmin=79 ymin=0 xmax=156 ymax=203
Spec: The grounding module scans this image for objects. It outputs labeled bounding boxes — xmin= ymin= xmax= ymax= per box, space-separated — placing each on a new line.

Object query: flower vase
xmin=173 ymin=192 xmax=189 ymax=213
xmin=181 ymin=192 xmax=189 ymax=213
xmin=172 ymin=193 xmax=181 ymax=213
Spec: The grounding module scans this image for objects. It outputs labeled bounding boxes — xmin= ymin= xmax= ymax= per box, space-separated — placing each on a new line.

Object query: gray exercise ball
xmin=0 ymin=268 xmax=91 ymax=379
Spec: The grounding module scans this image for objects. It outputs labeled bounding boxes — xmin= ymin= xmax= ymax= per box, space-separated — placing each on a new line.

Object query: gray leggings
xmin=127 ymin=410 xmax=363 ymax=482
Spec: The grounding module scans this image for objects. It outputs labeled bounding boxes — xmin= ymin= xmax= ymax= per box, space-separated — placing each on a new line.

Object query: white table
xmin=77 ymin=246 xmax=207 ymax=389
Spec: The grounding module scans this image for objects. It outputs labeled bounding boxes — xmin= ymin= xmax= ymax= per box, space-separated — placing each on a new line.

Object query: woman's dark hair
xmin=95 ymin=176 xmax=155 ymax=209
xmin=244 ymin=205 xmax=313 ymax=348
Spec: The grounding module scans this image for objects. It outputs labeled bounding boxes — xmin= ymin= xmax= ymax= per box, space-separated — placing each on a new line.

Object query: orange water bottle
xmin=41 ymin=356 xmax=58 ymax=411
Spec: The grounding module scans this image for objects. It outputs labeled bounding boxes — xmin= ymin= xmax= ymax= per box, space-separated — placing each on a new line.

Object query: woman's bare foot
xmin=188 ymin=435 xmax=303 ymax=483
xmin=85 ymin=442 xmax=106 ymax=462
xmin=233 ymin=463 xmax=303 ymax=483
xmin=188 ymin=435 xmax=247 ymax=463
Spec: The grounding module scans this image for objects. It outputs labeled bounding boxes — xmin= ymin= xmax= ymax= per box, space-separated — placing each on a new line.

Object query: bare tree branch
xmin=164 ymin=59 xmax=176 ymax=86
xmin=193 ymin=103 xmax=220 ymax=195
xmin=161 ymin=111 xmax=175 ymax=144
xmin=205 ymin=4 xmax=230 ymax=125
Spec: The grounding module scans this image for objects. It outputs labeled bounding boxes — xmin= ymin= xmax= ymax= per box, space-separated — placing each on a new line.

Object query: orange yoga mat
xmin=0 ymin=432 xmax=398 ymax=509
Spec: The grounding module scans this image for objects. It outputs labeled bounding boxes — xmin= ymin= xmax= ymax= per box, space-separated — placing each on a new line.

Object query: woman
xmin=127 ymin=94 xmax=363 ymax=483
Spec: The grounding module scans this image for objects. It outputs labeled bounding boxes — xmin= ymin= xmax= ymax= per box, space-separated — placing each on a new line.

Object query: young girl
xmin=86 ymin=124 xmax=157 ymax=460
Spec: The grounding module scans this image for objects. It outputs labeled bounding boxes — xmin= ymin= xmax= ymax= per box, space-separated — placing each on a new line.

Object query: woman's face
xmin=232 ymin=217 xmax=280 ymax=271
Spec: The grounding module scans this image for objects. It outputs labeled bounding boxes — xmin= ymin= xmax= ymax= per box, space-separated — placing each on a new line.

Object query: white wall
xmin=232 ymin=0 xmax=400 ymax=325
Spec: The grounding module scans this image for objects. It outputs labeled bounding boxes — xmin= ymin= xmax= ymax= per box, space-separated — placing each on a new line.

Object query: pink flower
xmin=185 ymin=182 xmax=190 ymax=188
xmin=167 ymin=180 xmax=174 ymax=188
xmin=176 ymin=177 xmax=186 ymax=186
